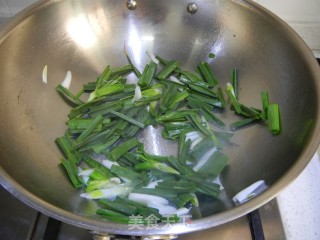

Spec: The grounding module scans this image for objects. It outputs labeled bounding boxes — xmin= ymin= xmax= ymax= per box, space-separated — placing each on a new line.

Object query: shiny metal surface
xmin=187 ymin=3 xmax=198 ymax=14
xmin=127 ymin=0 xmax=137 ymax=10
xmin=0 ymin=0 xmax=319 ymax=236
xmin=179 ymin=198 xmax=286 ymax=239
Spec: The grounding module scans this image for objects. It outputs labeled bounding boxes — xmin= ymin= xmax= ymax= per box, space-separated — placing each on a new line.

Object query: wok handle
xmin=90 ymin=232 xmax=177 ymax=240
xmin=90 ymin=232 xmax=113 ymax=240
xmin=141 ymin=235 xmax=178 ymax=240
xmin=126 ymin=0 xmax=198 ymax=15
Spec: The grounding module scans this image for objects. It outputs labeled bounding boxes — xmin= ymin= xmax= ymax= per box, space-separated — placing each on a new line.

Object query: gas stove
xmin=0 ymin=183 xmax=285 ymax=240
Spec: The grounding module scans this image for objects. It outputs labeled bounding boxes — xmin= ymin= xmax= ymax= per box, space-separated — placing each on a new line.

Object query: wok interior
xmin=0 ymin=0 xmax=318 ymax=227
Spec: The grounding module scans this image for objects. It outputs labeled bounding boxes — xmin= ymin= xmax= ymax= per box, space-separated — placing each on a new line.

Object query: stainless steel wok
xmin=0 ymin=0 xmax=320 ymax=237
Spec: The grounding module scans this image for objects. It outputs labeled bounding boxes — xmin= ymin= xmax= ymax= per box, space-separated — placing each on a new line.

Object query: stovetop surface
xmin=0 ymin=184 xmax=286 ymax=240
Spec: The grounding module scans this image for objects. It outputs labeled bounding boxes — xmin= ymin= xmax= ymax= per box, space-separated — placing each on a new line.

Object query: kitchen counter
xmin=277 ymin=153 xmax=320 ymax=240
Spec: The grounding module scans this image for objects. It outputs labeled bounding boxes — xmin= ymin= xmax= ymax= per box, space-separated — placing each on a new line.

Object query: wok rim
xmin=0 ymin=0 xmax=320 ymax=236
